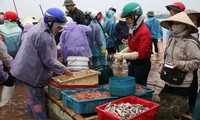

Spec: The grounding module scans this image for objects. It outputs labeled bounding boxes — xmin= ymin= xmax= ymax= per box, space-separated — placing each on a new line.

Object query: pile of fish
xmin=70 ymin=90 xmax=111 ymax=101
xmin=104 ymin=102 xmax=150 ymax=120
xmin=136 ymin=85 xmax=146 ymax=94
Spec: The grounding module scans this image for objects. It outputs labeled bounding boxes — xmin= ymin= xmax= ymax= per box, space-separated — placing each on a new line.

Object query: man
xmin=10 ymin=8 xmax=74 ymax=119
xmin=145 ymin=11 xmax=163 ymax=54
xmin=63 ymin=0 xmax=85 ymax=25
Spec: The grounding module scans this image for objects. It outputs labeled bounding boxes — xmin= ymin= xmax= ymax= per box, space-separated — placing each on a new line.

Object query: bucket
xmin=66 ymin=56 xmax=89 ymax=71
xmin=109 ymin=76 xmax=136 ymax=96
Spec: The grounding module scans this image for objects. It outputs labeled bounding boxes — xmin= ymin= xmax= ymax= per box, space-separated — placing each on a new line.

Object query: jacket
xmin=68 ymin=7 xmax=85 ymax=25
xmin=145 ymin=17 xmax=163 ymax=40
xmin=0 ymin=20 xmax=22 ymax=57
xmin=114 ymin=21 xmax=129 ymax=45
xmin=128 ymin=22 xmax=152 ymax=59
xmin=60 ymin=22 xmax=92 ymax=63
xmin=164 ymin=29 xmax=200 ymax=87
xmin=10 ymin=22 xmax=66 ymax=87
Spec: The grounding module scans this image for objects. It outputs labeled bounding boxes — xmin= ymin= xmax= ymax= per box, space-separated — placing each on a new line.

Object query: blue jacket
xmin=10 ymin=22 xmax=66 ymax=87
xmin=145 ymin=17 xmax=163 ymax=40
xmin=114 ymin=21 xmax=129 ymax=45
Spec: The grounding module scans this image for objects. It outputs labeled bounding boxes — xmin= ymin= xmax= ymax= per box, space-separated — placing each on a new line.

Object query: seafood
xmin=70 ymin=90 xmax=111 ymax=101
xmin=104 ymin=102 xmax=149 ymax=120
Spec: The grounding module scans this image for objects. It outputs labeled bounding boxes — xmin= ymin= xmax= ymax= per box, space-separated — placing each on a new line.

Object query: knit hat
xmin=161 ymin=11 xmax=198 ymax=33
xmin=147 ymin=11 xmax=154 ymax=17
xmin=185 ymin=9 xmax=200 ymax=27
xmin=63 ymin=0 xmax=76 ymax=6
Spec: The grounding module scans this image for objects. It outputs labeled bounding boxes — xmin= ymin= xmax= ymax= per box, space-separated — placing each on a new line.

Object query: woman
xmin=114 ymin=2 xmax=152 ymax=86
xmin=160 ymin=11 xmax=200 ymax=99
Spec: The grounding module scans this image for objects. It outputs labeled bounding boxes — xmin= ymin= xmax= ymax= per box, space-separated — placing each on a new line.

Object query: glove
xmin=100 ymin=46 xmax=106 ymax=54
xmin=122 ymin=52 xmax=138 ymax=60
xmin=114 ymin=52 xmax=139 ymax=61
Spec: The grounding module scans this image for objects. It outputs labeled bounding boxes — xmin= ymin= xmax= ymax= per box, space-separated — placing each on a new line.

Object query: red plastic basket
xmin=96 ymin=96 xmax=160 ymax=120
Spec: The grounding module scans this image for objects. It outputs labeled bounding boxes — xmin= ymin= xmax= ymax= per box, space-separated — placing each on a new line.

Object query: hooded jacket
xmin=10 ymin=22 xmax=66 ymax=87
xmin=164 ymin=28 xmax=200 ymax=87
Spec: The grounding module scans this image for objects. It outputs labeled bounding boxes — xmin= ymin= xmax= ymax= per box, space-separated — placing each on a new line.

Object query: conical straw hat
xmin=161 ymin=11 xmax=198 ymax=33
xmin=185 ymin=9 xmax=200 ymax=27
xmin=22 ymin=16 xmax=38 ymax=26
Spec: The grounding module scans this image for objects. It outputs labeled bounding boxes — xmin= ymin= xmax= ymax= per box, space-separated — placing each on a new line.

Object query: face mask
xmin=171 ymin=23 xmax=187 ymax=34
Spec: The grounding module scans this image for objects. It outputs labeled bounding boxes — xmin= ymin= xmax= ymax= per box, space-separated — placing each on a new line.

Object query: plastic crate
xmin=96 ymin=96 xmax=160 ymax=120
xmin=61 ymin=88 xmax=119 ymax=114
xmin=135 ymin=84 xmax=154 ymax=97
xmin=48 ymin=80 xmax=98 ymax=100
xmin=52 ymin=69 xmax=100 ymax=85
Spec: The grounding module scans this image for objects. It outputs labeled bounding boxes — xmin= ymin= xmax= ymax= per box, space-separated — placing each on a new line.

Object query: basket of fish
xmin=52 ymin=69 xmax=100 ymax=85
xmin=96 ymin=96 xmax=160 ymax=120
xmin=61 ymin=88 xmax=119 ymax=114
xmin=48 ymin=80 xmax=98 ymax=100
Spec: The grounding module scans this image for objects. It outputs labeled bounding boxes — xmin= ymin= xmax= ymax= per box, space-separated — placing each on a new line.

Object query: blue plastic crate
xmin=61 ymin=88 xmax=119 ymax=114
xmin=135 ymin=84 xmax=154 ymax=97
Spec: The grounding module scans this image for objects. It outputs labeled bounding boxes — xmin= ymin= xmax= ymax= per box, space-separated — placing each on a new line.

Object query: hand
xmin=63 ymin=69 xmax=75 ymax=77
xmin=171 ymin=61 xmax=179 ymax=68
xmin=121 ymin=39 xmax=128 ymax=44
xmin=114 ymin=53 xmax=123 ymax=61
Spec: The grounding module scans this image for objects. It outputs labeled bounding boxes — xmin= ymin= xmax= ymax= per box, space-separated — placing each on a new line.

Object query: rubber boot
xmin=33 ymin=112 xmax=47 ymax=119
xmin=0 ymin=85 xmax=15 ymax=107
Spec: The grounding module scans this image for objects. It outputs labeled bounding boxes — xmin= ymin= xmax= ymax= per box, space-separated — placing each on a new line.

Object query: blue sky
xmin=0 ymin=0 xmax=200 ymax=20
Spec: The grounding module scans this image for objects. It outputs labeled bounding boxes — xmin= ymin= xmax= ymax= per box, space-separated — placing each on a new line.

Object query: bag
xmin=93 ymin=65 xmax=114 ymax=85
xmin=160 ymin=66 xmax=187 ymax=85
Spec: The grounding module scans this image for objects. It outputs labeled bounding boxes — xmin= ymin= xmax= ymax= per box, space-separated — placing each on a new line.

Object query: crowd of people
xmin=0 ymin=0 xmax=200 ymax=119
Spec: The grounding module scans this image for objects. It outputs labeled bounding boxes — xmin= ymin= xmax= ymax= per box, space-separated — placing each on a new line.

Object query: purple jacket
xmin=0 ymin=41 xmax=13 ymax=83
xmin=60 ymin=22 xmax=92 ymax=63
xmin=11 ymin=22 xmax=66 ymax=87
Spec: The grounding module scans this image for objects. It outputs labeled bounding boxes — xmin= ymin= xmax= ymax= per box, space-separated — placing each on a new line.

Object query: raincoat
xmin=0 ymin=20 xmax=22 ymax=57
xmin=103 ymin=10 xmax=115 ymax=48
xmin=145 ymin=17 xmax=163 ymax=40
xmin=0 ymin=40 xmax=12 ymax=83
xmin=60 ymin=21 xmax=92 ymax=63
xmin=20 ymin=22 xmax=34 ymax=44
xmin=10 ymin=22 xmax=66 ymax=87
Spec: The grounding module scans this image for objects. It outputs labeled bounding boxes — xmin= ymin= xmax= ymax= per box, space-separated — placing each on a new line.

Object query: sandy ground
xmin=0 ymin=54 xmax=179 ymax=120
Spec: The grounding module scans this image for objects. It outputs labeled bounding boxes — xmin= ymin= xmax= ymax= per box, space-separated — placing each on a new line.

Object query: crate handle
xmin=65 ymin=96 xmax=72 ymax=103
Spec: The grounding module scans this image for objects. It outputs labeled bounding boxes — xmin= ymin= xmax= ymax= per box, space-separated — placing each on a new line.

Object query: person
xmin=145 ymin=11 xmax=164 ymax=54
xmin=63 ymin=0 xmax=85 ymax=25
xmin=103 ymin=9 xmax=116 ymax=64
xmin=0 ymin=11 xmax=22 ymax=107
xmin=0 ymin=12 xmax=4 ymax=25
xmin=60 ymin=20 xmax=92 ymax=64
xmin=165 ymin=2 xmax=185 ymax=44
xmin=114 ymin=2 xmax=152 ymax=86
xmin=84 ymin=8 xmax=94 ymax=26
xmin=159 ymin=12 xmax=200 ymax=100
xmin=185 ymin=9 xmax=200 ymax=113
xmin=88 ymin=10 xmax=106 ymax=68
xmin=10 ymin=8 xmax=75 ymax=119
xmin=114 ymin=12 xmax=129 ymax=53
